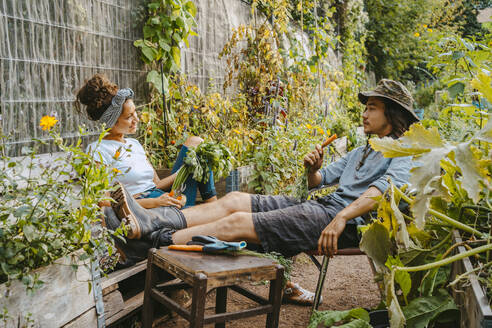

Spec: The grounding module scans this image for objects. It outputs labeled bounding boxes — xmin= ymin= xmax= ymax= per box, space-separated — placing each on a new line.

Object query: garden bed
xmin=451 ymin=231 xmax=492 ymax=328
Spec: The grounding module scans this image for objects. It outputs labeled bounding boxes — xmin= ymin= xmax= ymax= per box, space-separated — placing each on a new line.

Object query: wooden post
xmin=215 ymin=287 xmax=228 ymax=328
xmin=266 ymin=265 xmax=284 ymax=328
xmin=190 ymin=273 xmax=208 ymax=328
xmin=142 ymin=248 xmax=158 ymax=328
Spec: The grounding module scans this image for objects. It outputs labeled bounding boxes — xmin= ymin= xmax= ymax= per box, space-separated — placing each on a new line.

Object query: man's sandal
xmin=282 ymin=282 xmax=322 ymax=306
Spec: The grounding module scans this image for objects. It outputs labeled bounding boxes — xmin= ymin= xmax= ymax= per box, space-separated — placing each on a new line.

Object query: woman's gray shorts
xmin=250 ymin=194 xmax=360 ymax=257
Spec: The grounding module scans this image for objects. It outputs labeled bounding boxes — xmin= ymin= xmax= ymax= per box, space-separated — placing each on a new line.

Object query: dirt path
xmin=160 ymin=253 xmax=381 ymax=328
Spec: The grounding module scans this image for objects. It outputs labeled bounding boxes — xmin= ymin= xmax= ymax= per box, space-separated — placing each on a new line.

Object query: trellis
xmin=0 ymin=0 xmax=146 ymax=155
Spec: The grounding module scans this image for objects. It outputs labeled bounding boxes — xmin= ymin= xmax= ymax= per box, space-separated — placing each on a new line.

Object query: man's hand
xmin=303 ymin=144 xmax=324 ymax=173
xmin=317 ymin=215 xmax=346 ymax=257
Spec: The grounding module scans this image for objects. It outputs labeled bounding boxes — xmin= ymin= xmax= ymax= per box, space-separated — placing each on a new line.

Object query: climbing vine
xmin=134 ymin=0 xmax=197 ymax=94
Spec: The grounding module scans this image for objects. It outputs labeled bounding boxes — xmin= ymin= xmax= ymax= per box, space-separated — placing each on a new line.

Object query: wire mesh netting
xmin=0 ymin=0 xmax=147 ymax=155
xmin=0 ymin=0 xmax=255 ymax=156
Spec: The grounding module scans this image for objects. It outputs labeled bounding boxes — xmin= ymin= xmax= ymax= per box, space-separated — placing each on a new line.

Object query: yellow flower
xmin=233 ymin=129 xmax=241 ymax=134
xmin=423 ymin=24 xmax=428 ymax=28
xmin=114 ymin=151 xmax=120 ymax=159
xmin=317 ymin=127 xmax=324 ymax=135
xmin=112 ymin=168 xmax=122 ymax=174
xmin=305 ymin=124 xmax=312 ymax=129
xmin=39 ymin=115 xmax=58 ymax=131
xmin=427 ymin=28 xmax=433 ymax=33
xmin=414 ymin=32 xmax=420 ymax=37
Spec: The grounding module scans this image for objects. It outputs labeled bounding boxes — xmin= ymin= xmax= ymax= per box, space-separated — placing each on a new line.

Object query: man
xmin=107 ymin=79 xmax=419 ymax=304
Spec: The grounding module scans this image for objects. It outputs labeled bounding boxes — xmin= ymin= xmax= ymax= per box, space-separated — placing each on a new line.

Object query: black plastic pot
xmin=369 ymin=310 xmax=389 ymax=328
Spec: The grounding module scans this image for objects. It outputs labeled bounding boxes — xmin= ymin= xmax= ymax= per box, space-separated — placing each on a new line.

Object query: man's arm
xmin=304 ymin=144 xmax=348 ymax=189
xmin=317 ymin=186 xmax=382 ymax=256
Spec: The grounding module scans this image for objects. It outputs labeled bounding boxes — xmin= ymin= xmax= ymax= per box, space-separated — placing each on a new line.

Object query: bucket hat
xmin=358 ymin=79 xmax=419 ymax=122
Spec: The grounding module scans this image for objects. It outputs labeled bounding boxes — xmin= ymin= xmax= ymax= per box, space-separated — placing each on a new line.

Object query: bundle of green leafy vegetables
xmin=171 ymin=141 xmax=234 ymax=192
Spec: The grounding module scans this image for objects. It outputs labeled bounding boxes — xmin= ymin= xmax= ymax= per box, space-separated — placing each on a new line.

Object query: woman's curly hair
xmin=76 ymin=74 xmax=118 ymax=121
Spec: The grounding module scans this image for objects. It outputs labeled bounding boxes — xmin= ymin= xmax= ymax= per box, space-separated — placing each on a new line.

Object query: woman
xmin=76 ymin=74 xmax=217 ymax=210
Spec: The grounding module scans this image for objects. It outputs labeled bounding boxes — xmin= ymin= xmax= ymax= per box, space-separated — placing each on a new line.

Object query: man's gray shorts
xmin=251 ymin=194 xmax=360 ymax=257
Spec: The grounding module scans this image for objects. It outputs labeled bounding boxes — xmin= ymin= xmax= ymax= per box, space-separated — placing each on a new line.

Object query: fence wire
xmin=0 ymin=0 xmax=147 ymax=155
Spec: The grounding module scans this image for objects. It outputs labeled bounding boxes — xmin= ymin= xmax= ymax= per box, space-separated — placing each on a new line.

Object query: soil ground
xmin=157 ymin=253 xmax=381 ymax=328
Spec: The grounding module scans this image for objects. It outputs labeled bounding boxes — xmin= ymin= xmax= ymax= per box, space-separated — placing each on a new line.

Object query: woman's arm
xmin=136 ymin=193 xmax=184 ymax=209
xmin=152 ymin=169 xmax=177 ymax=191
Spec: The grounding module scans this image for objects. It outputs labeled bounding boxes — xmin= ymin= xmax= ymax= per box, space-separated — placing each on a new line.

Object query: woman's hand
xmin=303 ymin=144 xmax=324 ymax=173
xmin=317 ymin=215 xmax=346 ymax=257
xmin=154 ymin=193 xmax=184 ymax=209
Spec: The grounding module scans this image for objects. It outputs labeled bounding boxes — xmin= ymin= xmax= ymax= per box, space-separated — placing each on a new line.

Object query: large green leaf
xmin=400 ymin=125 xmax=444 ymax=149
xmin=360 ymin=221 xmax=391 ymax=268
xmin=471 ymin=72 xmax=492 ymax=104
xmin=409 ymin=147 xmax=452 ymax=228
xmin=453 ymin=142 xmax=489 ymax=203
xmin=369 ymin=137 xmax=429 ymax=158
xmin=402 ymin=289 xmax=458 ymax=328
xmin=447 ymin=82 xmax=465 ymax=99
xmin=309 ymin=308 xmax=370 ymax=328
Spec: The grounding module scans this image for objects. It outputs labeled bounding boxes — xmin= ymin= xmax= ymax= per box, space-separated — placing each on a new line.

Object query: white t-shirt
xmin=86 ymin=138 xmax=156 ymax=195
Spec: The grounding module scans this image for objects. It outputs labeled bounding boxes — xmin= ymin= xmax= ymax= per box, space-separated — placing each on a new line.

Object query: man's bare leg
xmin=172 ymin=212 xmax=260 ymax=244
xmin=181 ymin=191 xmax=252 ymax=227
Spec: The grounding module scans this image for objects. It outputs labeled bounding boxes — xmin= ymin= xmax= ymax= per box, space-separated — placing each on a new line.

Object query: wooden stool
xmin=143 ymin=247 xmax=284 ymax=328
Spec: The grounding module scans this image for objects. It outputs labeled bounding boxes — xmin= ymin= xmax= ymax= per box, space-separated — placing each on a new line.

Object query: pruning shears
xmin=168 ymin=235 xmax=247 ymax=253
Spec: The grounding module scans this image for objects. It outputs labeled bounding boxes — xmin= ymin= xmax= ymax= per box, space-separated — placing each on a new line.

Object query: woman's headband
xmin=98 ymin=88 xmax=134 ymax=128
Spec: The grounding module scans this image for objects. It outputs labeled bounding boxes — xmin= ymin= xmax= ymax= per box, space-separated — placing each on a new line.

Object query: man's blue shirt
xmin=317 ymin=144 xmax=413 ymax=224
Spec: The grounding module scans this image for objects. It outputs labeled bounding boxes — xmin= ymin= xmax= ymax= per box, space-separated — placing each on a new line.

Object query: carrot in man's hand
xmin=177 ymin=195 xmax=183 ymax=201
xmin=168 ymin=245 xmax=204 ymax=252
xmin=321 ymin=134 xmax=337 ymax=148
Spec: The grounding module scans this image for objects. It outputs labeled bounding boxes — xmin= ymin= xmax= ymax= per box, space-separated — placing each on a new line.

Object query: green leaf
xmin=453 ymin=142 xmax=488 ymax=203
xmin=140 ymin=45 xmax=157 ymax=63
xmin=369 ymin=137 xmax=429 ymax=157
xmin=386 ymin=256 xmax=411 ymax=304
xmin=148 ymin=3 xmax=159 ymax=10
xmin=447 ymin=82 xmax=465 ymax=99
xmin=185 ymin=1 xmax=197 ymax=16
xmin=402 ymin=289 xmax=458 ymax=328
xmin=146 ymin=70 xmax=168 ymax=95
xmin=150 ymin=16 xmax=160 ymax=25
xmin=158 ymin=39 xmax=171 ymax=52
xmin=409 ymin=147 xmax=451 ymax=228
xmin=400 ymin=124 xmax=445 ymax=149
xmin=451 ymin=51 xmax=465 ymax=60
xmin=337 ymin=319 xmax=372 ymax=328
xmin=171 ymin=46 xmax=181 ymax=68
xmin=308 ymin=308 xmax=370 ymax=328
xmin=359 ymin=221 xmax=391 ymax=268
xmin=23 ymin=224 xmax=36 ymax=242
xmin=471 ymin=72 xmax=492 ymax=104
